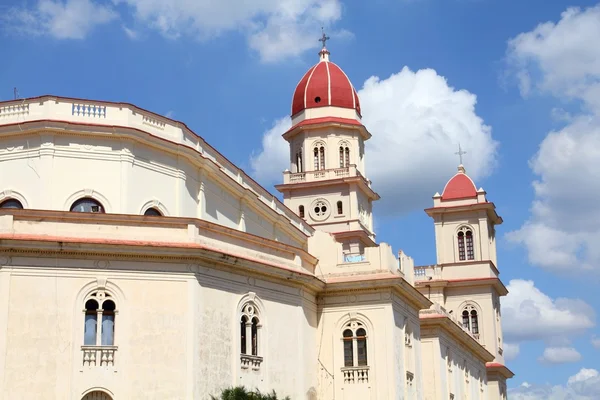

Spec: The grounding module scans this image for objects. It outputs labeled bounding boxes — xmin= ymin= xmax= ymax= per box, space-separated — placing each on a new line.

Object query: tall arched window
xmin=461 ymin=304 xmax=480 ymax=337
xmin=295 ymin=149 xmax=303 ymax=172
xmin=342 ymin=321 xmax=368 ymax=367
xmin=339 ymin=145 xmax=350 ymax=168
xmin=83 ymin=292 xmax=116 ymax=346
xmin=457 ymin=227 xmax=475 ymax=261
xmin=240 ymin=303 xmax=261 ymax=356
xmin=0 ymin=199 xmax=23 ymax=209
xmin=337 ymin=201 xmax=343 ymax=215
xmin=313 ymin=143 xmax=326 ymax=170
xmin=299 ymin=205 xmax=305 ymax=218
xmin=71 ymin=198 xmax=105 ymax=213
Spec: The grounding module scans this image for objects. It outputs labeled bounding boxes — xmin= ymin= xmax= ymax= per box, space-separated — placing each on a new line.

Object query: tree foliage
xmin=210 ymin=386 xmax=290 ymax=400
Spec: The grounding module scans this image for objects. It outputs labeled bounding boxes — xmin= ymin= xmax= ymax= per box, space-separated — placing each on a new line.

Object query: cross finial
xmin=319 ymin=27 xmax=330 ymax=49
xmin=455 ymin=143 xmax=467 ymax=165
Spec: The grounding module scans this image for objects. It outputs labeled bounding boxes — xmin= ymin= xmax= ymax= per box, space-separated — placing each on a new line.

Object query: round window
xmin=310 ymin=199 xmax=331 ymax=221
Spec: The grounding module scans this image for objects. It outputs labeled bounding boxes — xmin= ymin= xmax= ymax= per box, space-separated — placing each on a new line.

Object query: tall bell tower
xmin=275 ymin=36 xmax=380 ymax=260
xmin=421 ymin=161 xmax=514 ymax=399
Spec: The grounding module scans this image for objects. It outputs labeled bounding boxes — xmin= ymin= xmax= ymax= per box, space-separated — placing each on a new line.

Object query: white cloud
xmin=506 ymin=4 xmax=600 ymax=273
xmin=250 ymin=67 xmax=498 ymax=215
xmin=592 ymin=336 xmax=600 ymax=349
xmin=509 ymin=368 xmax=600 ymax=400
xmin=122 ymin=25 xmax=138 ymax=39
xmin=113 ymin=0 xmax=344 ymax=62
xmin=503 ymin=342 xmax=520 ymax=361
xmin=502 ymin=279 xmax=595 ymax=342
xmin=2 ymin=0 xmax=117 ymax=39
xmin=249 ymin=117 xmax=291 ymax=183
xmin=507 ymin=5 xmax=600 ymax=111
xmin=538 ymin=346 xmax=582 ymax=364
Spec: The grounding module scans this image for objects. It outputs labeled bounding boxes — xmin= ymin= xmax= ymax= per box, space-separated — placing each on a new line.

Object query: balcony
xmin=240 ymin=354 xmax=263 ymax=370
xmin=82 ymin=346 xmax=117 ymax=367
xmin=414 ymin=265 xmax=442 ymax=281
xmin=283 ymin=165 xmax=367 ymax=185
xmin=341 ymin=366 xmax=369 ymax=384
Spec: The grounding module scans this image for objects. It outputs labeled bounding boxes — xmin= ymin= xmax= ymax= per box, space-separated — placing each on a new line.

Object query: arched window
xmin=337 ymin=201 xmax=343 ymax=215
xmin=84 ymin=299 xmax=98 ymax=345
xmin=83 ymin=291 xmax=116 ymax=346
xmin=144 ymin=207 xmax=162 ymax=216
xmin=71 ymin=198 xmax=105 ymax=213
xmin=295 ymin=149 xmax=303 ymax=173
xmin=0 ymin=199 xmax=23 ymax=209
xmin=313 ymin=143 xmax=326 ymax=170
xmin=299 ymin=205 xmax=305 ymax=218
xmin=240 ymin=303 xmax=261 ymax=356
xmin=461 ymin=304 xmax=480 ymax=336
xmin=82 ymin=391 xmax=113 ymax=400
xmin=457 ymin=227 xmax=475 ymax=261
xmin=339 ymin=145 xmax=350 ymax=168
xmin=342 ymin=321 xmax=368 ymax=367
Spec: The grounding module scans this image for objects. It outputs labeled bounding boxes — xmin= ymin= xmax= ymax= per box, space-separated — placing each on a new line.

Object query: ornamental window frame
xmin=342 ymin=321 xmax=369 ymax=368
xmin=237 ymin=292 xmax=265 ymax=370
xmin=456 ymin=226 xmax=475 ymax=261
xmin=459 ymin=301 xmax=482 ymax=339
xmin=83 ymin=289 xmax=117 ymax=347
xmin=313 ymin=141 xmax=326 ymax=171
xmin=0 ymin=189 xmax=29 ymax=209
xmin=338 ymin=140 xmax=351 ymax=168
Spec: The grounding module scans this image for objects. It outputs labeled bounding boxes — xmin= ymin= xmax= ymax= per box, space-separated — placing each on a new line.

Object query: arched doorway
xmin=82 ymin=391 xmax=112 ymax=400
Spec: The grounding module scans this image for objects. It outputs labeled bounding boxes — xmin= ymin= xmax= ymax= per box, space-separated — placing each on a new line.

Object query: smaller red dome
xmin=291 ymin=51 xmax=361 ymax=117
xmin=441 ymin=166 xmax=477 ymax=200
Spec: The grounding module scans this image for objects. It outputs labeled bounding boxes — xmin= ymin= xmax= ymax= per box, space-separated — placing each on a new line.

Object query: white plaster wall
xmin=0 ymin=130 xmax=306 ymax=248
xmin=421 ymin=334 xmax=488 ymax=400
xmin=444 ymin=287 xmax=505 ymax=364
xmin=0 ymin=259 xmax=318 ymax=400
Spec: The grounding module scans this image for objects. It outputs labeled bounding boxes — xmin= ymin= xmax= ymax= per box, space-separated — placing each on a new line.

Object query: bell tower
xmin=275 ymin=38 xmax=380 ymax=260
xmin=421 ymin=162 xmax=514 ymax=399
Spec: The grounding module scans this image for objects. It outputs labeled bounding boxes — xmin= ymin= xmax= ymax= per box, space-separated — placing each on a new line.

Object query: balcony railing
xmin=240 ymin=354 xmax=263 ymax=370
xmin=283 ymin=165 xmax=369 ymax=185
xmin=82 ymin=345 xmax=117 ymax=367
xmin=341 ymin=366 xmax=369 ymax=384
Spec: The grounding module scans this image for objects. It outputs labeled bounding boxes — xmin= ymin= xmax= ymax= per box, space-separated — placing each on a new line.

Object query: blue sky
xmin=2 ymin=0 xmax=600 ymax=397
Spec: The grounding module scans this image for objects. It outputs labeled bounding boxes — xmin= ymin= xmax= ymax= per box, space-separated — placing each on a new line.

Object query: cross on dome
xmin=318 ymin=28 xmax=331 ymax=62
xmin=455 ymin=143 xmax=467 ymax=166
xmin=319 ymin=28 xmax=330 ymax=49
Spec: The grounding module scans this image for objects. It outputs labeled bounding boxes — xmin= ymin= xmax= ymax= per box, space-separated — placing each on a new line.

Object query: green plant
xmin=210 ymin=386 xmax=290 ymax=400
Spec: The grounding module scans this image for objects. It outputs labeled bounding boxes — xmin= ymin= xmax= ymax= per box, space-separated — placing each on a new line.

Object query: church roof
xmin=441 ymin=165 xmax=477 ymax=200
xmin=291 ymin=48 xmax=361 ymax=117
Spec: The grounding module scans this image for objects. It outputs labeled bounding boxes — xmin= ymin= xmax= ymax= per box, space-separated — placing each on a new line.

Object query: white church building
xmin=0 ymin=43 xmax=513 ymax=400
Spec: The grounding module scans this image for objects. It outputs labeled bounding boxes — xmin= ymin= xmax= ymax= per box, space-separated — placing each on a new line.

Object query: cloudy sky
xmin=2 ymin=0 xmax=600 ymax=397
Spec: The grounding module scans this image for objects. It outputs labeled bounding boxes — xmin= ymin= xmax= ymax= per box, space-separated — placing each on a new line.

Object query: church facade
xmin=0 ymin=44 xmax=512 ymax=400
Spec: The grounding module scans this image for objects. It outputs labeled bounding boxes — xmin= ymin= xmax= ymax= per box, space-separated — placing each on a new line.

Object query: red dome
xmin=441 ymin=168 xmax=477 ymax=200
xmin=291 ymin=58 xmax=361 ymax=117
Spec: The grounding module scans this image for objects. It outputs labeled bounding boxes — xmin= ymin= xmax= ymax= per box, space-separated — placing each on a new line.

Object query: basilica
xmin=0 ymin=42 xmax=512 ymax=399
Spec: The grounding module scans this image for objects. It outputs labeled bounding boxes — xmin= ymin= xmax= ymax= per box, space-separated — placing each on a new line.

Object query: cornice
xmin=322 ymin=273 xmax=432 ymax=310
xmin=420 ymin=313 xmax=495 ymax=363
xmin=0 ymin=116 xmax=314 ymax=241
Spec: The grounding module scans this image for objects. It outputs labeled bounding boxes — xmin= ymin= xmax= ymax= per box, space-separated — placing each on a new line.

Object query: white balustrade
xmin=82 ymin=346 xmax=117 ymax=367
xmin=72 ymin=103 xmax=107 ymax=118
xmin=240 ymin=354 xmax=263 ymax=370
xmin=341 ymin=366 xmax=369 ymax=384
xmin=0 ymin=103 xmax=29 ymax=119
